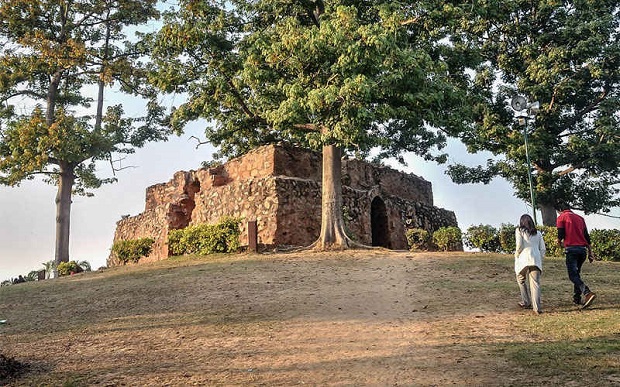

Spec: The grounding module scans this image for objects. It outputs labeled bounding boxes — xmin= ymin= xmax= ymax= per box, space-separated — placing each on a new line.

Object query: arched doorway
xmin=371 ymin=196 xmax=390 ymax=248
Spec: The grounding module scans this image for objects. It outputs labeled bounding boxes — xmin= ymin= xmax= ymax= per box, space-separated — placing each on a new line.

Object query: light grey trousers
xmin=517 ymin=266 xmax=542 ymax=313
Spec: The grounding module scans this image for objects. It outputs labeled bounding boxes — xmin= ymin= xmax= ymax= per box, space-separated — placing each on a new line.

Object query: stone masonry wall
xmin=110 ymin=144 xmax=458 ymax=265
xmin=109 ymin=205 xmax=171 ymax=265
xmin=274 ymin=178 xmax=322 ymax=247
xmin=190 ymin=176 xmax=280 ymax=247
xmin=342 ymin=159 xmax=433 ymax=206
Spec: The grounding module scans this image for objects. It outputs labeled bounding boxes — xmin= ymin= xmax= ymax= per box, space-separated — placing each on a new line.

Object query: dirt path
xmin=2 ymin=250 xmax=544 ymax=385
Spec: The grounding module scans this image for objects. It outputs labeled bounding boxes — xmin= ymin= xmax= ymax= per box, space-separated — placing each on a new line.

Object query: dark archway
xmin=371 ymin=196 xmax=390 ymax=248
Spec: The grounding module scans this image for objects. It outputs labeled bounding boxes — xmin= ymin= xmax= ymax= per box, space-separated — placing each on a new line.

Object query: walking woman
xmin=514 ymin=214 xmax=546 ymax=314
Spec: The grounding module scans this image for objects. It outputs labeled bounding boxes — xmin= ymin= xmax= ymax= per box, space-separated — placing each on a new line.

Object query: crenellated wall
xmin=109 ymin=144 xmax=459 ymax=266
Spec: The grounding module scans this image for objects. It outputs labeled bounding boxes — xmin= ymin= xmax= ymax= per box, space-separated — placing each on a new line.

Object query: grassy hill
xmin=1 ymin=250 xmax=619 ymax=386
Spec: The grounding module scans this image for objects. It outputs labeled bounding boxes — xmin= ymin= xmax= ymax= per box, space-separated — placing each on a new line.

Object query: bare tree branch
xmin=189 ymin=135 xmax=210 ymax=149
xmin=556 ymin=166 xmax=576 ymax=176
xmin=109 ymin=154 xmax=136 ymax=175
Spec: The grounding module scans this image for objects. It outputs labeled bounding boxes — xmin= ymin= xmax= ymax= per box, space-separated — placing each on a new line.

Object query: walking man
xmin=556 ymin=202 xmax=597 ymax=309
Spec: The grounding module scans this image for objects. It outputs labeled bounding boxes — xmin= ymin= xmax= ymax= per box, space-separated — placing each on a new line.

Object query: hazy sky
xmin=1 ymin=124 xmax=618 ymax=281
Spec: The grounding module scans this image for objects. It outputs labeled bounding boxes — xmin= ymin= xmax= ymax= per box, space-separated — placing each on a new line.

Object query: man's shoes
xmin=573 ymin=296 xmax=582 ymax=305
xmin=582 ymin=292 xmax=597 ymax=309
xmin=518 ymin=302 xmax=531 ymax=309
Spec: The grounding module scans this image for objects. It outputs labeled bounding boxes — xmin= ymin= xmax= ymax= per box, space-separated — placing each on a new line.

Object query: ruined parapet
xmin=342 ymin=158 xmax=433 ymax=206
xmin=109 ymin=143 xmax=460 ymax=266
xmin=108 ymin=171 xmax=201 ymax=265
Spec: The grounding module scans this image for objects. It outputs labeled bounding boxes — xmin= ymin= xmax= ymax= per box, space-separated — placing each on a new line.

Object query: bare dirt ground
xmin=0 ymin=250 xmax=614 ymax=385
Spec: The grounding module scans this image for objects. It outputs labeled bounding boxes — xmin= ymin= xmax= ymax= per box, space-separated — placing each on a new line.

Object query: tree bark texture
xmin=55 ymin=163 xmax=75 ymax=265
xmin=540 ymin=202 xmax=557 ymax=227
xmin=310 ymin=145 xmax=360 ymax=250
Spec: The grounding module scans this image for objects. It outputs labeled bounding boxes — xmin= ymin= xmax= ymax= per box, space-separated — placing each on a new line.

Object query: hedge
xmin=168 ymin=217 xmax=241 ymax=256
xmin=111 ymin=238 xmax=155 ymax=264
xmin=460 ymin=223 xmax=619 ymax=262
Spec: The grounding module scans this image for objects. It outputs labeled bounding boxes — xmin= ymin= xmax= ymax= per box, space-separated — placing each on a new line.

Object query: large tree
xmin=149 ymin=0 xmax=476 ymax=249
xmin=0 ymin=0 xmax=168 ymax=265
xmin=445 ymin=0 xmax=620 ymax=225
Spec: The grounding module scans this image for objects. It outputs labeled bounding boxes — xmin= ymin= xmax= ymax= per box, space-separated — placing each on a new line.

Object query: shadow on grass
xmin=494 ymin=334 xmax=620 ymax=385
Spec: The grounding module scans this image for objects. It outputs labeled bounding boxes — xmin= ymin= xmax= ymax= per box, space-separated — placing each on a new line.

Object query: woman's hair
xmin=519 ymin=214 xmax=538 ymax=236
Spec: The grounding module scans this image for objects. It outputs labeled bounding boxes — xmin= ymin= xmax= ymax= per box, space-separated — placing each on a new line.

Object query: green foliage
xmin=168 ymin=217 xmax=241 ymax=256
xmin=26 ymin=270 xmax=39 ymax=281
xmin=498 ymin=223 xmax=517 ymax=254
xmin=405 ymin=228 xmax=432 ymax=251
xmin=539 ymin=226 xmax=563 ymax=258
xmin=149 ymin=1 xmax=475 ymax=162
xmin=464 ymin=224 xmax=501 ymax=253
xmin=432 ymin=227 xmax=463 ymax=252
xmin=0 ymin=0 xmax=167 ymax=263
xmin=111 ymin=238 xmax=155 ymax=265
xmin=590 ymin=229 xmax=620 ymax=262
xmin=42 ymin=260 xmax=56 ymax=279
xmin=57 ymin=261 xmax=83 ymax=277
xmin=446 ymin=1 xmax=620 ymax=219
xmin=77 ymin=261 xmax=92 ymax=272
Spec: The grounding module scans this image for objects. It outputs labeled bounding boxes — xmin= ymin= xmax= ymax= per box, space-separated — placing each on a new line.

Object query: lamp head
xmin=528 ymin=101 xmax=540 ymax=114
xmin=510 ymin=96 xmax=527 ymax=111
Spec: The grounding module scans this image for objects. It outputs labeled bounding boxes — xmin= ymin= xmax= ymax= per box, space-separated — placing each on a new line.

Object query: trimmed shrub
xmin=405 ymin=228 xmax=432 ymax=251
xmin=539 ymin=225 xmax=563 ymax=258
xmin=464 ymin=224 xmax=501 ymax=252
xmin=57 ymin=261 xmax=83 ymax=276
xmin=111 ymin=238 xmax=155 ymax=264
xmin=432 ymin=226 xmax=463 ymax=251
xmin=168 ymin=217 xmax=241 ymax=256
xmin=590 ymin=229 xmax=620 ymax=262
xmin=498 ymin=223 xmax=516 ymax=254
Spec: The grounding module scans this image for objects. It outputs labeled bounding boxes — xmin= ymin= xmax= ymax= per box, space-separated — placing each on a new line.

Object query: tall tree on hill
xmin=149 ymin=0 xmax=477 ymax=250
xmin=445 ymin=0 xmax=620 ymax=225
xmin=0 ymin=0 xmax=168 ymax=265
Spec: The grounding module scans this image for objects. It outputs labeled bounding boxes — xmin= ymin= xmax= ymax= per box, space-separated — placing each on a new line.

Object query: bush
xmin=498 ymin=223 xmax=516 ymax=254
xmin=590 ymin=229 xmax=620 ymax=261
xmin=464 ymin=224 xmax=501 ymax=252
xmin=168 ymin=217 xmax=241 ymax=256
xmin=405 ymin=228 xmax=432 ymax=251
xmin=77 ymin=260 xmax=92 ymax=272
xmin=539 ymin=225 xmax=563 ymax=258
xmin=432 ymin=226 xmax=463 ymax=251
xmin=111 ymin=238 xmax=155 ymax=264
xmin=57 ymin=261 xmax=83 ymax=276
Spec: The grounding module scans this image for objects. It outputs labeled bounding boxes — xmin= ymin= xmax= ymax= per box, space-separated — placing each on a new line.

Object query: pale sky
xmin=1 ymin=127 xmax=618 ymax=281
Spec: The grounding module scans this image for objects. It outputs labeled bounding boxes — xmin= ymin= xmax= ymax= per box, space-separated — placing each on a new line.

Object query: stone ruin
xmin=108 ymin=144 xmax=459 ymax=265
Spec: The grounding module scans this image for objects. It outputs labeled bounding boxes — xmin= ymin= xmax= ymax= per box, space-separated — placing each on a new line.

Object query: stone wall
xmin=342 ymin=159 xmax=433 ymax=205
xmin=109 ymin=144 xmax=459 ymax=266
xmin=190 ymin=177 xmax=280 ymax=247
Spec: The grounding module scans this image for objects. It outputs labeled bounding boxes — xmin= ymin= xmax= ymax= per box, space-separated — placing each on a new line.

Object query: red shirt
xmin=556 ymin=210 xmax=590 ymax=247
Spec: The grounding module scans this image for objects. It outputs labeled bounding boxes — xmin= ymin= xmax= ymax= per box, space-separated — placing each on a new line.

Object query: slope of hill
xmin=1 ymin=250 xmax=618 ymax=385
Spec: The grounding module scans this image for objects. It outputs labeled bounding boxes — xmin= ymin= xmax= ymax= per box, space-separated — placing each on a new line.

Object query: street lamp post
xmin=510 ymin=96 xmax=540 ymax=225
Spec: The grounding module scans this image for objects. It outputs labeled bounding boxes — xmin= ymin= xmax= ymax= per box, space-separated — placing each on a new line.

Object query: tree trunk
xmin=540 ymin=203 xmax=557 ymax=226
xmin=311 ymin=145 xmax=357 ymax=250
xmin=95 ymin=14 xmax=111 ymax=131
xmin=55 ymin=163 xmax=75 ymax=265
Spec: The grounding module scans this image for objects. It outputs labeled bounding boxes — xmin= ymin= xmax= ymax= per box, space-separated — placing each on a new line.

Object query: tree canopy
xmin=150 ymin=0 xmax=478 ymax=160
xmin=0 ymin=0 xmax=167 ymax=263
xmin=445 ymin=0 xmax=620 ymax=225
xmin=149 ymin=0 xmax=478 ymax=248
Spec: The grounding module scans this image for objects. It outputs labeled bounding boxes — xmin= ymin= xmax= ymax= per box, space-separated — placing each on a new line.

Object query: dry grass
xmin=0 ymin=250 xmax=619 ymax=386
